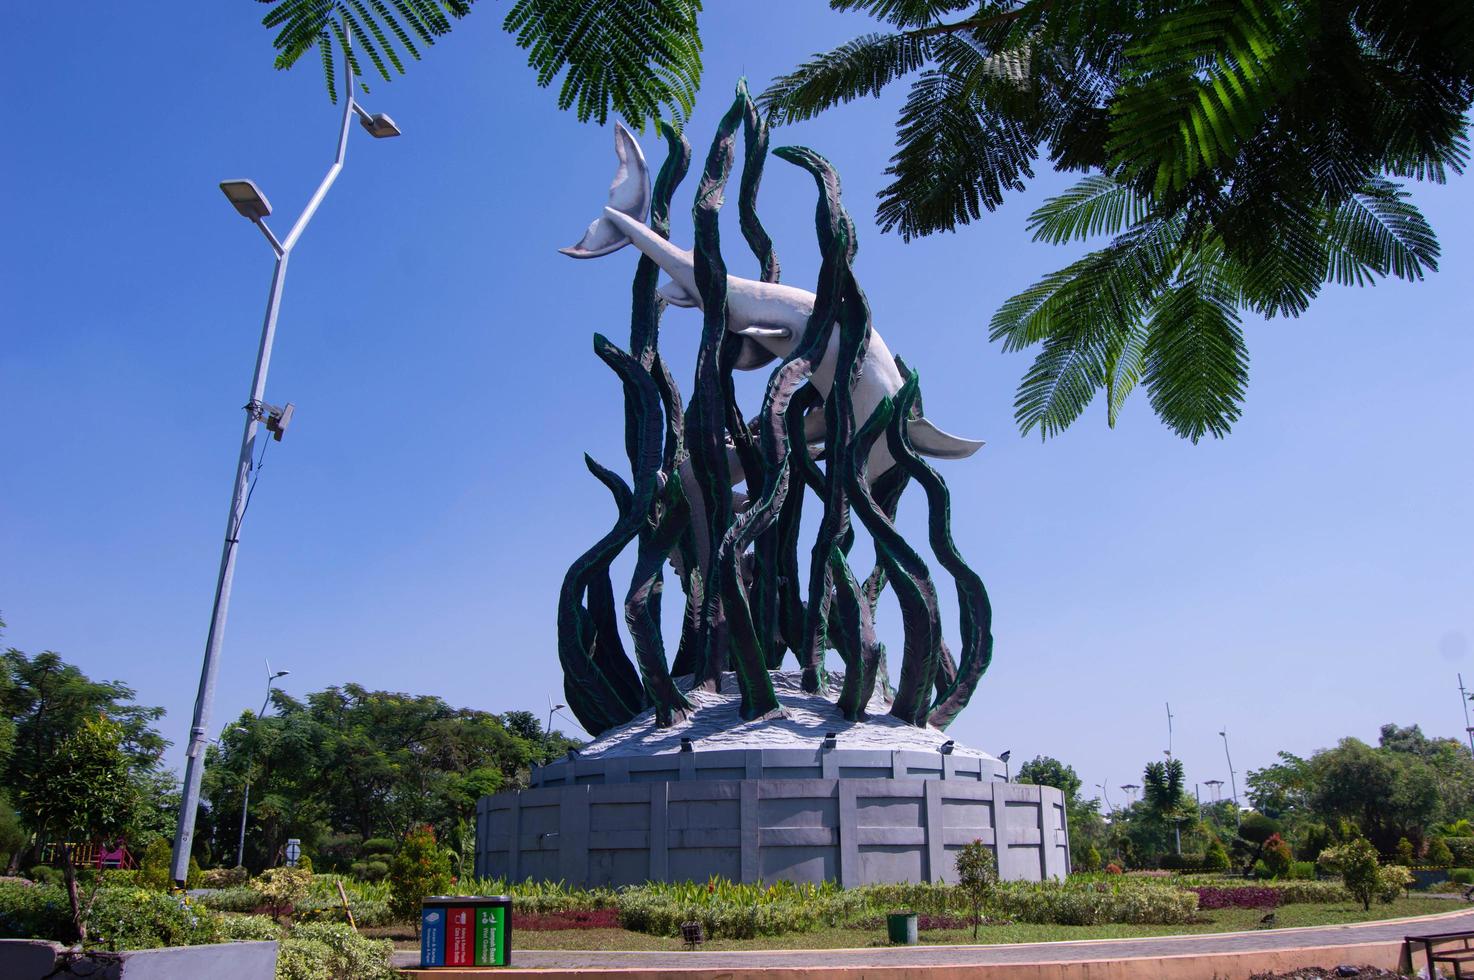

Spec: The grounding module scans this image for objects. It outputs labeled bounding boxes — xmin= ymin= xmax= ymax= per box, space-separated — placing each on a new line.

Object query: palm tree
xmin=1144 ymin=757 xmax=1189 ymax=856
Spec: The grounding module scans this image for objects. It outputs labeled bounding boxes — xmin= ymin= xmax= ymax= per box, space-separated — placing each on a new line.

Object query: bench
xmin=1407 ymin=931 xmax=1474 ymax=979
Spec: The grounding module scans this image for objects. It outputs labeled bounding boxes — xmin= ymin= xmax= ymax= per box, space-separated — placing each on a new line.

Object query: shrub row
xmin=1188 ymin=886 xmax=1282 ymax=910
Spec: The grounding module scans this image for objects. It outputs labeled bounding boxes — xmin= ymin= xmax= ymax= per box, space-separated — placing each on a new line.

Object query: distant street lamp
xmin=237 ymin=664 xmax=290 ymax=868
xmin=999 ymin=749 xmax=1012 ymax=782
xmin=1120 ymin=783 xmax=1140 ymax=806
xmin=1219 ymin=728 xmax=1241 ymax=830
xmin=169 ymin=31 xmax=401 ymax=886
xmin=1205 ymin=778 xmax=1224 ymax=803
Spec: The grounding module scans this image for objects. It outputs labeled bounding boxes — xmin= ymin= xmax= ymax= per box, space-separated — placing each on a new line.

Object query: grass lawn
xmin=386 ymin=897 xmax=1460 ymax=952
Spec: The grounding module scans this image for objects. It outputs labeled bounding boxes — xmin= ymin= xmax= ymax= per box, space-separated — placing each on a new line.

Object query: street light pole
xmin=1219 ymin=728 xmax=1240 ymax=830
xmin=170 ymin=38 xmax=400 ymax=885
xmin=236 ymin=666 xmax=290 ymax=869
xmin=1459 ymin=674 xmax=1474 ymax=759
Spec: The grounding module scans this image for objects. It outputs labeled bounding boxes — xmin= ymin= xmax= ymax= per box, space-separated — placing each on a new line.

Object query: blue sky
xmin=3 ymin=3 xmax=1472 ymax=810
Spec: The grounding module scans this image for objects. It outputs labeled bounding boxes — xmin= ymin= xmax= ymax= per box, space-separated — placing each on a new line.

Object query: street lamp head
xmin=554 ymin=703 xmax=566 ymax=712
xmin=272 ymin=670 xmax=290 ymax=679
xmin=999 ymin=750 xmax=1011 ymax=763
xmin=359 ymin=112 xmax=401 ymax=139
xmin=220 ymin=180 xmax=272 ymax=222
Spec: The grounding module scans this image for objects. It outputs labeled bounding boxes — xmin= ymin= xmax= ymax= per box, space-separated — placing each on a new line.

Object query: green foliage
xmin=1318 ymin=837 xmax=1382 ymax=911
xmin=253 ymin=0 xmax=702 ymax=127
xmin=1450 ymin=868 xmax=1474 ymax=885
xmin=27 ymin=865 xmax=61 ymax=887
xmin=1447 ymin=838 xmax=1474 ymax=867
xmin=248 ymin=866 xmax=313 ymax=919
xmin=503 ymin=0 xmax=702 ymax=125
xmin=199 ymin=866 xmax=249 ymax=889
xmin=200 ymin=684 xmax=549 ymax=876
xmin=1016 ymin=757 xmax=1083 ymax=800
xmin=1427 ymin=836 xmax=1455 ymax=868
xmin=388 ymin=824 xmax=450 ymax=926
xmin=761 ymin=0 xmax=1474 ymax=442
xmin=216 ymin=913 xmax=282 ymax=941
xmin=139 ymin=838 xmax=172 ymax=891
xmin=1237 ymin=813 xmax=1282 ymax=846
xmin=19 ymin=715 xmax=140 ymax=940
xmin=197 ymin=887 xmax=262 ymax=914
xmin=1 ymin=645 xmax=168 ymax=873
xmin=1377 ymin=864 xmax=1413 ymax=903
xmin=276 ymin=921 xmax=397 ymax=980
xmin=0 ymin=880 xmax=70 ymax=939
xmin=87 ymin=889 xmax=221 ymax=951
xmin=954 ymin=840 xmax=998 ymax=938
xmin=1261 ymin=834 xmax=1292 ymax=878
xmin=1203 ymin=837 xmax=1230 ymax=872
xmin=0 ymin=793 xmax=24 ymax=869
xmin=1078 ymin=844 xmax=1103 ymax=873
xmin=1395 ymin=837 xmax=1416 ymax=865
xmin=1287 ymin=861 xmax=1316 ymax=880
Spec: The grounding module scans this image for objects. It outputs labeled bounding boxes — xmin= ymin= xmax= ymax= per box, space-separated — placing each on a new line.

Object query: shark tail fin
xmin=908 ymin=418 xmax=985 ymax=460
xmin=560 ymin=122 xmax=651 ymax=259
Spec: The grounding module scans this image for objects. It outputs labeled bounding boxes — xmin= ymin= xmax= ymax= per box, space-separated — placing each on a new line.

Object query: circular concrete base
xmin=476 ymin=747 xmax=1067 ymax=887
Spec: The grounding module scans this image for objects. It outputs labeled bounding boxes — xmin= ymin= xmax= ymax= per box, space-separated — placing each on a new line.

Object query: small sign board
xmin=420 ymin=895 xmax=511 ymax=968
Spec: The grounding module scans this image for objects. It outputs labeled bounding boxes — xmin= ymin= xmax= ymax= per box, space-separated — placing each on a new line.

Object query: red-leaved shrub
xmin=1189 ymin=886 xmax=1284 ymax=910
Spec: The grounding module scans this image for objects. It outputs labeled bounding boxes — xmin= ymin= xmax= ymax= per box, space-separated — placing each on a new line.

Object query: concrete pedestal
xmin=475 ymin=746 xmax=1068 ymax=887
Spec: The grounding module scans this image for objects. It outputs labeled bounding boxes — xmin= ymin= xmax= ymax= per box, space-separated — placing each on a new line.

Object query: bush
xmin=1203 ymin=838 xmax=1231 ymax=872
xmin=28 ymin=866 xmax=62 ymax=887
xmin=276 ymin=922 xmax=396 ymax=980
xmin=1261 ymin=835 xmax=1293 ymax=878
xmin=616 ymin=879 xmax=865 ymax=939
xmin=1449 ymin=868 xmax=1474 ymax=885
xmin=200 ymin=866 xmax=250 ymax=889
xmin=388 ymin=825 xmax=451 ymax=926
xmin=1268 ymin=879 xmax=1352 ymax=904
xmin=1427 ymin=837 xmax=1455 ymax=868
xmin=1287 ymin=861 xmax=1316 ymax=880
xmin=1189 ymin=886 xmax=1282 ymax=910
xmin=197 ymin=887 xmax=262 ymax=914
xmin=0 ymin=881 xmax=71 ymax=940
xmin=249 ymin=867 xmax=313 ymax=920
xmin=990 ymin=880 xmax=1198 ymax=926
xmin=1160 ymin=853 xmax=1205 ymax=871
xmin=88 ymin=889 xmax=222 ymax=950
xmin=1395 ymin=838 xmax=1416 ymax=866
xmin=1238 ymin=813 xmax=1282 ymax=846
xmin=1076 ymin=844 xmax=1102 ymax=872
xmin=1319 ymin=838 xmax=1381 ymax=910
xmin=1105 ymin=863 xmax=1123 ymax=875
xmin=955 ymin=840 xmax=998 ymax=938
xmin=1447 ymin=838 xmax=1474 ymax=866
xmin=217 ymin=913 xmax=281 ymax=941
xmin=1378 ymin=865 xmax=1413 ymax=903
xmin=138 ymin=839 xmax=173 ymax=891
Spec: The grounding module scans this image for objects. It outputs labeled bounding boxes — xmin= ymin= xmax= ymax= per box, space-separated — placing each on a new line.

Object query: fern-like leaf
xmin=259 ymin=0 xmax=471 ymax=101
xmin=503 ymin=0 xmax=702 ymax=125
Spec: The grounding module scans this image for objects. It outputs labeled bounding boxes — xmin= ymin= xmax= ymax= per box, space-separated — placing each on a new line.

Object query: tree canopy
xmin=198 ymin=682 xmax=577 ymax=871
xmin=0 ymin=630 xmax=169 ymax=873
xmin=253 ymin=0 xmax=703 ymax=123
xmin=761 ymin=0 xmax=1473 ymax=442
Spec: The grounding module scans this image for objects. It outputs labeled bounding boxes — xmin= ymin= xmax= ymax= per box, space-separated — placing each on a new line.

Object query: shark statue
xmin=560 ymin=123 xmax=984 ymax=484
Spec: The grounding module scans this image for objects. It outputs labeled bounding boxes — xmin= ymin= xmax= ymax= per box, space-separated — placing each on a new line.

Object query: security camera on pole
xmin=170 ymin=24 xmax=401 ymax=886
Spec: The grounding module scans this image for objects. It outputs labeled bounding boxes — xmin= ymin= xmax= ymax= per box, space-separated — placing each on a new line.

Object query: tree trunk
xmin=61 ymin=845 xmax=87 ymax=943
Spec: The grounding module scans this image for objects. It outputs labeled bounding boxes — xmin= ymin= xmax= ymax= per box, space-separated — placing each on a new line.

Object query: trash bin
xmin=420 ymin=895 xmax=512 ymax=968
xmin=886 ymin=911 xmax=918 ymax=946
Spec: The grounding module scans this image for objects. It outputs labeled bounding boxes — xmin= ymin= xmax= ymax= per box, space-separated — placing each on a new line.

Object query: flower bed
xmin=1189 ymin=886 xmax=1283 ymax=910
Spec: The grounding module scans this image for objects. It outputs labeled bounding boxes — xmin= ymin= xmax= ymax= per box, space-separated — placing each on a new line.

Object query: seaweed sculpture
xmin=556 ymin=82 xmax=993 ymax=737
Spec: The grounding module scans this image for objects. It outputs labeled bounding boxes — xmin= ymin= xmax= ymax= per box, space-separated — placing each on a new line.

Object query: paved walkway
xmin=393 ymin=906 xmax=1474 ymax=971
